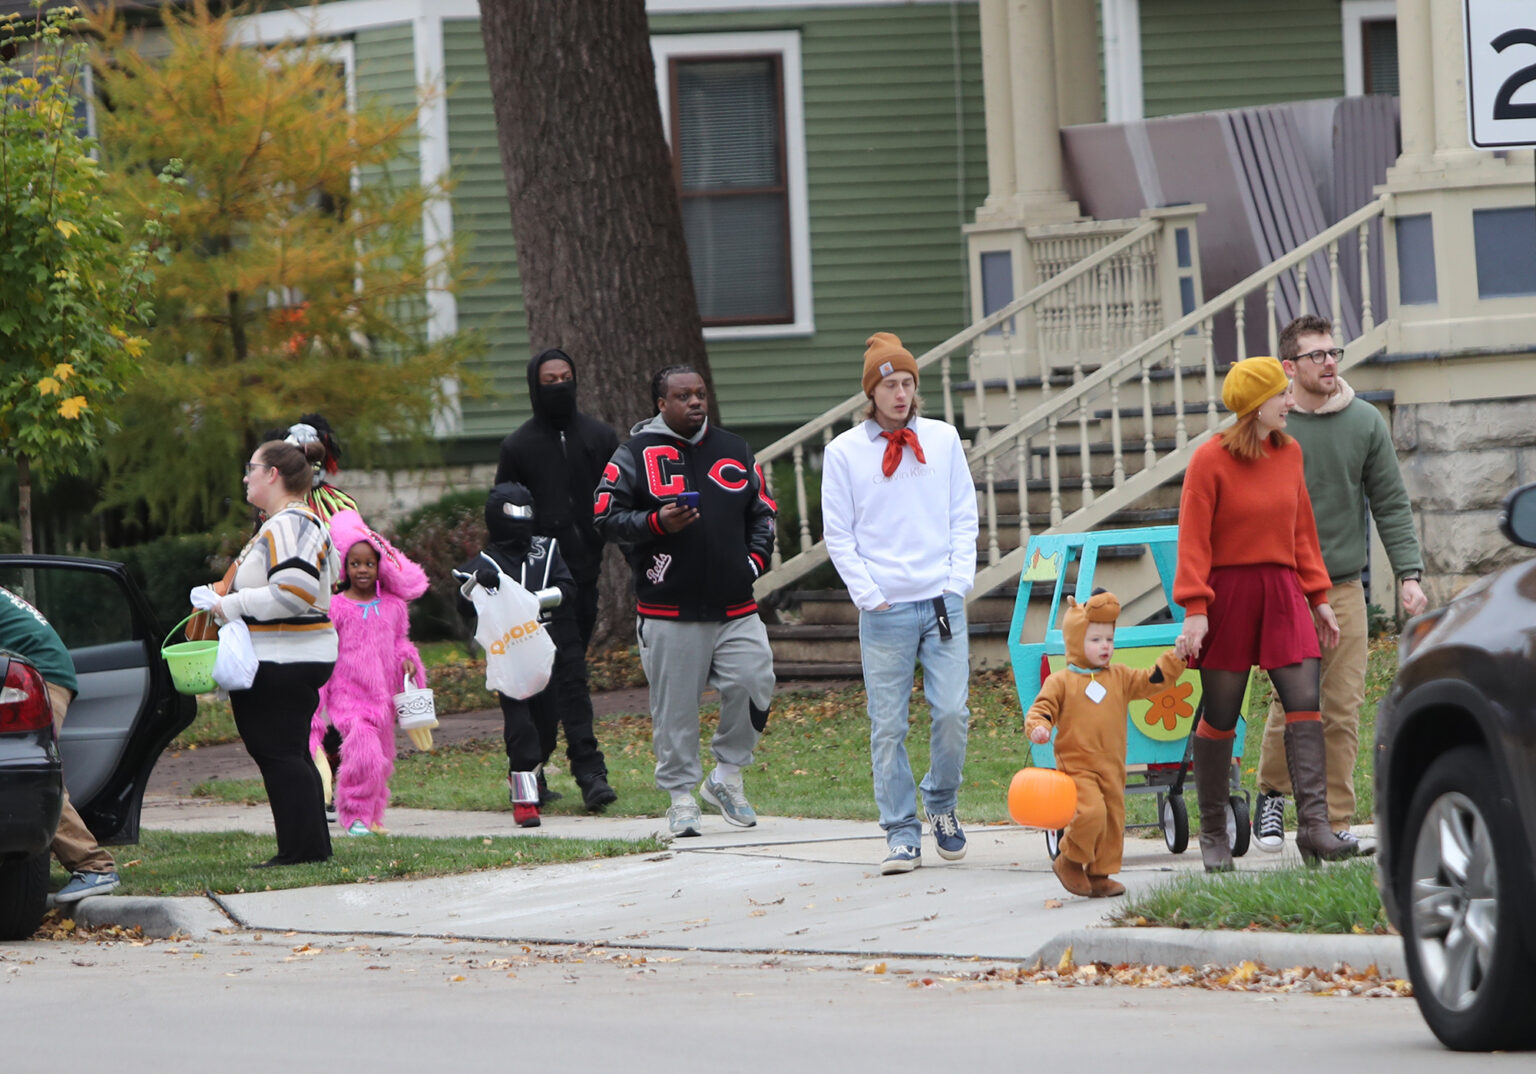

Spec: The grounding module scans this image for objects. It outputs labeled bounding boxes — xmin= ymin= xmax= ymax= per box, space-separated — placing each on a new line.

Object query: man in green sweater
xmin=1253 ymin=315 xmax=1428 ymax=856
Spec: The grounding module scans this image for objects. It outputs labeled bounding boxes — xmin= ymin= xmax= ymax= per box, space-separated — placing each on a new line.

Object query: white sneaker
xmin=667 ymin=799 xmax=702 ymax=838
xmin=1333 ymin=829 xmax=1376 ymax=856
xmin=1254 ymin=792 xmax=1287 ymax=853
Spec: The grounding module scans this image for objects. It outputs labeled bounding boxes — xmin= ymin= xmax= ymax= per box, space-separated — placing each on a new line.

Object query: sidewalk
xmin=74 ymin=795 xmax=1405 ymax=976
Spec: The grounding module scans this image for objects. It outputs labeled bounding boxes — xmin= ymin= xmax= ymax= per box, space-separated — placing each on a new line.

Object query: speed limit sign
xmin=1465 ymin=1 xmax=1536 ymax=148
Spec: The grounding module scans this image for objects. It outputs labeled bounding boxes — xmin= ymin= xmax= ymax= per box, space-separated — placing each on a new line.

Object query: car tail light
xmin=1399 ymin=608 xmax=1447 ymax=661
xmin=0 ymin=657 xmax=52 ymax=733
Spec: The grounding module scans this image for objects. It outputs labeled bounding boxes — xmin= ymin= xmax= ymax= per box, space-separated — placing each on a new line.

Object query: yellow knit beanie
xmin=862 ymin=332 xmax=919 ymax=396
xmin=1221 ymin=356 xmax=1289 ymax=417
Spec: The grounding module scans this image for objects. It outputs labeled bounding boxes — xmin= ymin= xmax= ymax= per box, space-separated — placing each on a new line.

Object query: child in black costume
xmin=456 ymin=483 xmax=615 ymax=826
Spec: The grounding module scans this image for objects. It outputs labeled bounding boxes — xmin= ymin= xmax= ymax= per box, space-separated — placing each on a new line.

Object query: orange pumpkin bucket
xmin=1007 ymin=767 xmax=1077 ymax=829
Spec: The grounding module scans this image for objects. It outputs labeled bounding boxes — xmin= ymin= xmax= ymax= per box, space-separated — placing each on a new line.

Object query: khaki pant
xmin=45 ymin=682 xmax=116 ymax=875
xmin=1257 ymin=579 xmax=1367 ymax=829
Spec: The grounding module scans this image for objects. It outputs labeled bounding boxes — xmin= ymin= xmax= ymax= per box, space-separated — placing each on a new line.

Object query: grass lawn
xmin=53 ymin=829 xmax=666 ymax=897
xmin=1113 ymin=858 xmax=1389 ymax=934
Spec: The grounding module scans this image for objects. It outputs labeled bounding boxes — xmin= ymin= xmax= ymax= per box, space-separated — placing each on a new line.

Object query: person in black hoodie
xmin=456 ymin=483 xmax=616 ymax=822
xmin=593 ymin=366 xmax=776 ymax=839
xmin=495 ymin=348 xmax=620 ymax=650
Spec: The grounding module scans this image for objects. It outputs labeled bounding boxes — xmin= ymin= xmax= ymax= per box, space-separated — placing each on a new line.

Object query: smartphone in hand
xmin=676 ymin=490 xmax=700 ymax=509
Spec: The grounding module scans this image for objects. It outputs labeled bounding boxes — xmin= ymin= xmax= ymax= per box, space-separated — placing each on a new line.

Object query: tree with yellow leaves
xmin=90 ymin=1 xmax=478 ymax=535
xmin=0 ymin=5 xmax=176 ymax=554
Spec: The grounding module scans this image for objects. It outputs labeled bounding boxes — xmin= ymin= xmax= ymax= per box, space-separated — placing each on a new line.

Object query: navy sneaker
xmin=880 ymin=845 xmax=921 ymax=875
xmin=930 ymin=809 xmax=967 ymax=861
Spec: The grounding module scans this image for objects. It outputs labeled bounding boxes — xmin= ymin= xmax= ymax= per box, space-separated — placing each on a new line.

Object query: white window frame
xmin=652 ymin=31 xmax=814 ymax=340
xmin=1342 ymin=0 xmax=1397 ymax=97
xmin=1100 ymin=0 xmax=1143 ymax=123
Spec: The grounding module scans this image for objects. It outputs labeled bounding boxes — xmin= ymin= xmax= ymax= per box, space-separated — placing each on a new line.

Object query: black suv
xmin=1375 ymin=482 xmax=1536 ymax=1052
xmin=0 ymin=556 xmax=194 ymax=939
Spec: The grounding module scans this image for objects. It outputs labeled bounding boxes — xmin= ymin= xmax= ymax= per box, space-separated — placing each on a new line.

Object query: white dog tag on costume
xmin=1085 ymin=679 xmax=1107 ymax=704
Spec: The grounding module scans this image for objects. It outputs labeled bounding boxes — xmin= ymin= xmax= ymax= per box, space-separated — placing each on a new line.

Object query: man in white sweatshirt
xmin=821 ymin=333 xmax=978 ymax=874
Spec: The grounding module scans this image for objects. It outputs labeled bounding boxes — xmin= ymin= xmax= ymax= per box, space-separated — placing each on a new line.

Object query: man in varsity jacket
xmin=593 ymin=365 xmax=777 ymax=838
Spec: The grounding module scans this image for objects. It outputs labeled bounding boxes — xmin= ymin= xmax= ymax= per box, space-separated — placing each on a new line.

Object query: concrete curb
xmin=1030 ymin=927 xmax=1406 ymax=978
xmin=70 ymin=895 xmax=234 ymax=940
xmin=70 ymin=892 xmax=1408 ymax=978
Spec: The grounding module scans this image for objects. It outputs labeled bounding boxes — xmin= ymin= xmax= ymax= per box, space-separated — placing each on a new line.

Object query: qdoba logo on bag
xmin=489 ymin=620 xmax=542 ymax=654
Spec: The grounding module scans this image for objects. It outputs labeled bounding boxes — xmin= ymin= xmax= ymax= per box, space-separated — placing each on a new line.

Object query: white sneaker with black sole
xmin=1254 ymin=791 xmax=1287 ymax=853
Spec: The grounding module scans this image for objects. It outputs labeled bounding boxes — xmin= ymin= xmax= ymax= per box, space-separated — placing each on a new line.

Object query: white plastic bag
xmin=212 ymin=619 xmax=259 ymax=692
xmin=465 ymin=559 xmax=555 ymax=700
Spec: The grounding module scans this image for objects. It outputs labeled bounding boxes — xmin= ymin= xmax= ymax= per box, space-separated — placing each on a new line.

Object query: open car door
xmin=0 ymin=555 xmax=195 ymax=845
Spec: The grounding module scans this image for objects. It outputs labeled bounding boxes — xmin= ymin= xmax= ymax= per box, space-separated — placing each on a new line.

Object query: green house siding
xmin=441 ymin=19 xmax=528 ymax=443
xmin=1140 ymin=0 xmax=1345 ymax=118
xmin=441 ymin=4 xmax=988 ymax=446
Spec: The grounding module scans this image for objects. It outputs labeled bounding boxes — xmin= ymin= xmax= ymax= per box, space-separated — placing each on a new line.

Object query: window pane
xmin=1473 ymin=207 xmax=1536 ymax=298
xmin=1395 ymin=214 xmax=1436 ymax=305
xmin=1364 ymin=21 xmax=1398 ymax=96
xmin=683 ymin=194 xmax=788 ymax=321
xmin=677 ymin=60 xmax=780 ymax=190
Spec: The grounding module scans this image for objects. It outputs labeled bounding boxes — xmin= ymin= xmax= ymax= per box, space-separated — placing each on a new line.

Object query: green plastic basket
xmin=162 ymin=613 xmax=219 ymax=695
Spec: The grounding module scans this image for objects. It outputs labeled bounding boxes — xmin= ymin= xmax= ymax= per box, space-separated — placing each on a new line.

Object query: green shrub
xmin=388 ymin=491 xmax=487 ymax=642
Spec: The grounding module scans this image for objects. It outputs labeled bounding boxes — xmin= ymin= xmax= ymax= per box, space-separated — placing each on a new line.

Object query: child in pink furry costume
xmin=311 ymin=510 xmax=428 ymax=833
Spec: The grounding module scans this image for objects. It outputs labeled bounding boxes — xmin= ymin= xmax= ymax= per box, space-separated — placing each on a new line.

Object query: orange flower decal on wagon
xmin=1143 ymin=680 xmax=1195 ymax=732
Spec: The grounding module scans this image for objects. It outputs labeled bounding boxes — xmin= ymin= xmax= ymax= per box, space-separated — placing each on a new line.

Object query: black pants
xmin=573 ymin=579 xmax=599 ymax=652
xmin=529 ymin=642 xmax=606 ymax=783
xmin=500 ymin=694 xmax=543 ymax=773
xmin=231 ymin=661 xmax=334 ymax=863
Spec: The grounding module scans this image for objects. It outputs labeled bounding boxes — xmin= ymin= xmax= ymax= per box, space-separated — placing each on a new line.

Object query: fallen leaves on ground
xmin=957 ymin=955 xmax=1412 ymax=997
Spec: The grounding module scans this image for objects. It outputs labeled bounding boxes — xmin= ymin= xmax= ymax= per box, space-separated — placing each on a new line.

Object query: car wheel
xmin=1398 ymin=746 xmax=1536 ymax=1051
xmin=0 ymin=851 xmax=50 ymax=942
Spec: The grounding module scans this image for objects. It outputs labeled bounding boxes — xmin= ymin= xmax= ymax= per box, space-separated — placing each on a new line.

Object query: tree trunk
xmin=478 ymin=0 xmax=716 ymax=649
xmin=17 ymin=454 xmax=33 ymax=556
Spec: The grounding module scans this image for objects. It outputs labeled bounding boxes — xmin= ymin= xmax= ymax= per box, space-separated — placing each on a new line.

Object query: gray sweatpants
xmin=637 ymin=615 xmax=776 ymax=792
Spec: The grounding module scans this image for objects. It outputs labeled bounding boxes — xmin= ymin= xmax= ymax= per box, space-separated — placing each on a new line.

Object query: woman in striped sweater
xmin=213 ymin=440 xmax=340 ymax=866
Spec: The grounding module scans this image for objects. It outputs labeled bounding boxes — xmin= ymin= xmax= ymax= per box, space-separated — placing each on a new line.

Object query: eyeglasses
xmin=244 ymin=462 xmax=273 ymax=476
xmin=1294 ymin=348 xmax=1344 ymax=364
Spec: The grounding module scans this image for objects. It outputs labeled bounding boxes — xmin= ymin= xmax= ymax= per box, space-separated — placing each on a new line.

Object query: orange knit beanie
xmin=862 ymin=332 xmax=919 ymax=396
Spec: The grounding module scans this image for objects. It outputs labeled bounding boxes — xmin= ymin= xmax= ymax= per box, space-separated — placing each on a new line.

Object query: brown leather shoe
xmin=1087 ymin=874 xmax=1126 ymax=898
xmin=1052 ymin=853 xmax=1093 ymax=896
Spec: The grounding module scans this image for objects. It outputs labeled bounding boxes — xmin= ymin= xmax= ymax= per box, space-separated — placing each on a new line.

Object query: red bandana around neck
xmin=879 ymin=426 xmax=925 ymax=477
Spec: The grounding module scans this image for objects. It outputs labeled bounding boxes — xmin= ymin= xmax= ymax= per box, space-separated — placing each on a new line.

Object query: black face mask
xmin=537 ymin=381 xmax=577 ymax=424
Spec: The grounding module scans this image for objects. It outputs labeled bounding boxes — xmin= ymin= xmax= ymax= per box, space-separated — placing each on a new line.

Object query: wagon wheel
xmin=1160 ymin=792 xmax=1189 ymax=854
xmin=1044 ymin=827 xmax=1065 ymax=860
xmin=1229 ymin=794 xmax=1251 ymax=857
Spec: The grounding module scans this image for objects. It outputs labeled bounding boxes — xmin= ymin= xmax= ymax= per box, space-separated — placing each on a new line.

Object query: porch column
xmin=1008 ymin=0 xmax=1066 ymax=208
xmin=1391 ymin=0 xmax=1434 ymax=170
xmin=979 ymin=0 xmax=1017 ymax=212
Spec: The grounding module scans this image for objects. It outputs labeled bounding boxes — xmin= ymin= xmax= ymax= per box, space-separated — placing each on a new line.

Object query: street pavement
xmin=73 ymin=793 xmax=1406 ymax=977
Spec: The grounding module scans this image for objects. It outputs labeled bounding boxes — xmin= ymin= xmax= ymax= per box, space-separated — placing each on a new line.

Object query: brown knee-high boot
xmin=1191 ymin=723 xmax=1235 ymax=873
xmin=1283 ymin=713 xmax=1358 ymax=864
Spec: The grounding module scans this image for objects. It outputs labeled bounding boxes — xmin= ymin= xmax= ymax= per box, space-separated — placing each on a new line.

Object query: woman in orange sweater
xmin=1175 ymin=356 xmax=1358 ymax=871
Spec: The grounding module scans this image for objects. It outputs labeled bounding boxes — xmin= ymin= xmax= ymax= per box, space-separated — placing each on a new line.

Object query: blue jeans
xmin=859 ymin=593 xmax=970 ymax=849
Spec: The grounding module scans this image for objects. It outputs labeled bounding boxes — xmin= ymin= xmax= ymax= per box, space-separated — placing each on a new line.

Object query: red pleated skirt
xmin=1191 ymin=564 xmax=1321 ymax=671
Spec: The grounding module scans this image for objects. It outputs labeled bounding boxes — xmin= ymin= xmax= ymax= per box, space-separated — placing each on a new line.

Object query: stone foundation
xmin=1394 ymin=397 xmax=1536 ymax=607
xmin=331 ymin=463 xmax=498 ymax=526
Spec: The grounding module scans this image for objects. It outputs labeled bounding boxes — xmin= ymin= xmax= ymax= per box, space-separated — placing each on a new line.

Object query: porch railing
xmin=752 ymin=194 xmax=1391 ymax=606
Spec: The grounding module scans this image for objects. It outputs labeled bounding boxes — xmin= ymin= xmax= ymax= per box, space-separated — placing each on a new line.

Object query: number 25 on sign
xmin=1464 ymin=0 xmax=1536 ymax=149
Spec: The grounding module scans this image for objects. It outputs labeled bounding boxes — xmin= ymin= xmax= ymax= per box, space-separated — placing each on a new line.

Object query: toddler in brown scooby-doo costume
xmin=1026 ymin=589 xmax=1188 ymax=898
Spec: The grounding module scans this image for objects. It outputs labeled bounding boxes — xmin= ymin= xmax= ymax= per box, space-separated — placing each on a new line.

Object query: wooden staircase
xmin=755 ymin=197 xmax=1392 ymax=678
